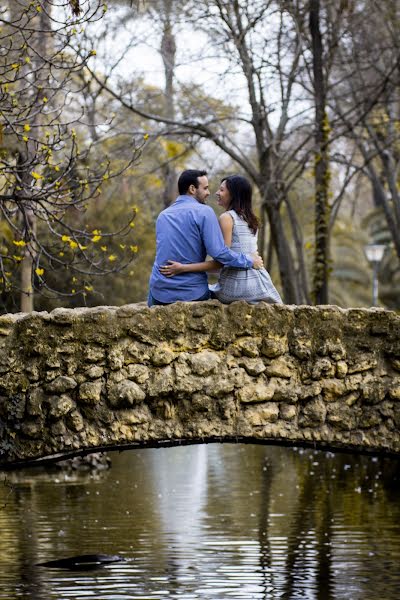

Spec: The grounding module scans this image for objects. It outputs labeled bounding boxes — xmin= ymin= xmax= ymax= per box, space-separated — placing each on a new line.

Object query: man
xmin=148 ymin=169 xmax=263 ymax=306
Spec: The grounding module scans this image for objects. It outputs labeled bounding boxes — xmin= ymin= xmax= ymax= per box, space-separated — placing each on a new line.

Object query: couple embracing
xmin=148 ymin=169 xmax=282 ymax=307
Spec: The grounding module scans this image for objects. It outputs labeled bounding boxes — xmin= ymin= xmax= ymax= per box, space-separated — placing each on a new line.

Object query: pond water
xmin=0 ymin=444 xmax=399 ymax=599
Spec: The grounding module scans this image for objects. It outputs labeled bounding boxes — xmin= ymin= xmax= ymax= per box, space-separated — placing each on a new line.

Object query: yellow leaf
xmin=119 ymin=244 xmax=126 ymax=249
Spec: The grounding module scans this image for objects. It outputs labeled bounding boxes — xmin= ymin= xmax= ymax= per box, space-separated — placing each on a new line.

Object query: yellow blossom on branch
xmin=69 ymin=240 xmax=78 ymax=249
xmin=61 ymin=235 xmax=71 ymax=242
xmin=101 ymin=246 xmax=107 ymax=252
xmin=24 ymin=124 xmax=31 ymax=132
xmin=31 ymin=171 xmax=43 ymax=180
xmin=108 ymin=254 xmax=117 ymax=262
xmin=13 ymin=240 xmax=26 ymax=247
xmin=13 ymin=255 xmax=22 ymax=262
xmin=35 ymin=267 xmax=44 ymax=276
xmin=130 ymin=245 xmax=138 ymax=253
xmin=91 ymin=235 xmax=101 ymax=242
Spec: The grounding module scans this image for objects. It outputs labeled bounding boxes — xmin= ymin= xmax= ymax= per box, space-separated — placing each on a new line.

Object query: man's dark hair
xmin=178 ymin=169 xmax=207 ymax=195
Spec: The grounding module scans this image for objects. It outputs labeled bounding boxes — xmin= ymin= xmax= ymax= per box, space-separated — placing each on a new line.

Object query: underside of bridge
xmin=0 ymin=301 xmax=399 ymax=467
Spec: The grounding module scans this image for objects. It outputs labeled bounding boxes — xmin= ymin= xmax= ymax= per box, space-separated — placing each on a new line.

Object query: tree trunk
xmin=18 ymin=5 xmax=52 ymax=312
xmin=160 ymin=0 xmax=177 ymax=207
xmin=310 ymin=0 xmax=330 ymax=305
xmin=261 ymin=189 xmax=300 ymax=304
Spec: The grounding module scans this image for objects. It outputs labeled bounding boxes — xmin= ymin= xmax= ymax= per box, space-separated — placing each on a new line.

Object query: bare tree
xmin=0 ymin=0 xmax=141 ymax=312
xmin=330 ymin=0 xmax=400 ymax=259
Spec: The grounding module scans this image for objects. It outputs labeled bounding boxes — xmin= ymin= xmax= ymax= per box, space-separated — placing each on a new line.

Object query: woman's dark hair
xmin=222 ymin=175 xmax=259 ymax=234
xmin=178 ymin=169 xmax=207 ymax=195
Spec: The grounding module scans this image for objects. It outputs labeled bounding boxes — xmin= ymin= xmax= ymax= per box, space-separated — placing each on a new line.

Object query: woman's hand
xmin=159 ymin=260 xmax=186 ymax=277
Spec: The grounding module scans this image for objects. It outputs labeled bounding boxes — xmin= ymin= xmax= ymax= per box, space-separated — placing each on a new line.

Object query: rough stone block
xmin=245 ymin=403 xmax=279 ymax=425
xmin=79 ymin=380 xmax=103 ymax=404
xmin=45 ymin=376 xmax=77 ymax=393
xmin=237 ymin=381 xmax=275 ymax=403
xmin=108 ymin=379 xmax=146 ymax=407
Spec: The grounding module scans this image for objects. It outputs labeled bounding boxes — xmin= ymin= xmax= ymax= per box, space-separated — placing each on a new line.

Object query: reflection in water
xmin=0 ymin=444 xmax=399 ymax=599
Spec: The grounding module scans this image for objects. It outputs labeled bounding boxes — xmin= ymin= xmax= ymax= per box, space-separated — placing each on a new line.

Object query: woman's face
xmin=216 ymin=180 xmax=231 ymax=209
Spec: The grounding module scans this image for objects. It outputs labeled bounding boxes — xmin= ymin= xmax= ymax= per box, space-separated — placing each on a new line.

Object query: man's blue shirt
xmin=149 ymin=195 xmax=254 ymax=303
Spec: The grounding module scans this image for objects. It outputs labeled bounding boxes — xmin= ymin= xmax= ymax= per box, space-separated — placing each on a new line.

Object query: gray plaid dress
xmin=209 ymin=210 xmax=283 ymax=304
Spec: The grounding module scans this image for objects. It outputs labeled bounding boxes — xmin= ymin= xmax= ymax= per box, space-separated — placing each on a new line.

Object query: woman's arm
xmin=159 ymin=259 xmax=220 ymax=277
xmin=218 ymin=212 xmax=233 ymax=247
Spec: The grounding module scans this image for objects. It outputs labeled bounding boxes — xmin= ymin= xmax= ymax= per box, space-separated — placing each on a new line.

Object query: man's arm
xmin=200 ymin=208 xmax=262 ymax=269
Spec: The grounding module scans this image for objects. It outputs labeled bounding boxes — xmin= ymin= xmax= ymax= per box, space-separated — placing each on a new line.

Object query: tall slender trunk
xmin=161 ymin=0 xmax=177 ymax=207
xmin=310 ymin=0 xmax=330 ymax=304
xmin=18 ymin=6 xmax=52 ymax=312
xmin=261 ymin=185 xmax=301 ymax=304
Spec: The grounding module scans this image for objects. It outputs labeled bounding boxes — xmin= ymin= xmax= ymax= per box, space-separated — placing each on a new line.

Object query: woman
xmin=159 ymin=175 xmax=282 ymax=304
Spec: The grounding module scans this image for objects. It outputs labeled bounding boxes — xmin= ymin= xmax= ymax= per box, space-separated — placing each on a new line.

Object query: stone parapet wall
xmin=0 ymin=301 xmax=399 ymax=465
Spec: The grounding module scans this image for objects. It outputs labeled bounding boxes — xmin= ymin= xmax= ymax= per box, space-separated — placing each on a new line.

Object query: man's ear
xmin=188 ymin=184 xmax=196 ymax=195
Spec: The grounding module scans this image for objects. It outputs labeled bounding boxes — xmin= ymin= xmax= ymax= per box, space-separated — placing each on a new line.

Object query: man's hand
xmin=251 ymin=252 xmax=264 ymax=270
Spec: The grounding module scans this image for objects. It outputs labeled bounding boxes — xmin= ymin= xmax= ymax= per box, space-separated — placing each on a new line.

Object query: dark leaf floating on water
xmin=36 ymin=554 xmax=127 ymax=570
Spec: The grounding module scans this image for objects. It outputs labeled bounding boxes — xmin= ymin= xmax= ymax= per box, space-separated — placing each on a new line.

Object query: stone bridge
xmin=0 ymin=301 xmax=399 ymax=467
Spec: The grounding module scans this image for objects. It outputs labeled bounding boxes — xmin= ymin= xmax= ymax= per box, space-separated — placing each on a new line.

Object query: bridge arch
xmin=0 ymin=301 xmax=399 ymax=467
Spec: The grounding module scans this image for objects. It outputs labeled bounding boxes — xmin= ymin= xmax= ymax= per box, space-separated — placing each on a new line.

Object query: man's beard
xmin=195 ymin=193 xmax=206 ymax=204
